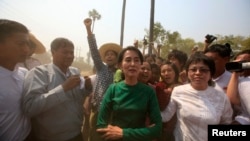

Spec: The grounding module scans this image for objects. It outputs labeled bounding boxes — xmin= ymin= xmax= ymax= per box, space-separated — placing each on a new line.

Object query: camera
xmin=205 ymin=34 xmax=217 ymax=44
xmin=225 ymin=61 xmax=250 ymax=72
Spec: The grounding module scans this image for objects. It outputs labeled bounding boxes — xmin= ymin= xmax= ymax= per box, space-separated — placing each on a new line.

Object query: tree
xmin=158 ymin=30 xmax=182 ymax=57
xmin=241 ymin=37 xmax=250 ymax=50
xmin=178 ymin=38 xmax=196 ymax=55
xmin=143 ymin=21 xmax=250 ymax=58
xmin=88 ymin=9 xmax=101 ymax=33
xmin=212 ymin=35 xmax=250 ymax=54
xmin=165 ymin=31 xmax=181 ymax=44
xmin=144 ymin=22 xmax=167 ymax=56
xmin=161 ymin=31 xmax=182 ymax=57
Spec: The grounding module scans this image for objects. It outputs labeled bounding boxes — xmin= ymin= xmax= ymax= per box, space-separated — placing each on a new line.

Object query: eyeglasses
xmin=188 ymin=68 xmax=210 ymax=73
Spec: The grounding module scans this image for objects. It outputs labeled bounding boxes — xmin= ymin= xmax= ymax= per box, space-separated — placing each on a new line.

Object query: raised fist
xmin=83 ymin=18 xmax=92 ymax=27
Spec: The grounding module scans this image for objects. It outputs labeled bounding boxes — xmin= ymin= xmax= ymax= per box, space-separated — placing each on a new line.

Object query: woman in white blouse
xmin=161 ymin=52 xmax=233 ymax=141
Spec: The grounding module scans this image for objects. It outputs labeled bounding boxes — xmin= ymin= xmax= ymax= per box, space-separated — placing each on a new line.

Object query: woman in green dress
xmin=96 ymin=46 xmax=162 ymax=141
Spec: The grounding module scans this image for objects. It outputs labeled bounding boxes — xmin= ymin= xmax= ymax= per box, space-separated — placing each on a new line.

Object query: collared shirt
xmin=87 ymin=35 xmax=115 ymax=110
xmin=16 ymin=57 xmax=42 ymax=70
xmin=22 ymin=63 xmax=87 ymax=140
xmin=236 ymin=76 xmax=250 ymax=124
xmin=213 ymin=70 xmax=231 ymax=93
xmin=161 ymin=84 xmax=233 ymax=141
xmin=0 ymin=66 xmax=31 ymax=141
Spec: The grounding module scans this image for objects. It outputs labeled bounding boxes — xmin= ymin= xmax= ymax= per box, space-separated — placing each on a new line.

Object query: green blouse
xmin=97 ymin=81 xmax=162 ymax=141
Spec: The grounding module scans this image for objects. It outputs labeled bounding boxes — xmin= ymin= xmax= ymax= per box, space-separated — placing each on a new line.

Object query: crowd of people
xmin=0 ymin=18 xmax=249 ymax=141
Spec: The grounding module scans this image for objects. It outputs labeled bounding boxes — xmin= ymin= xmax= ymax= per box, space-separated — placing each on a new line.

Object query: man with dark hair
xmin=167 ymin=49 xmax=188 ymax=71
xmin=204 ymin=43 xmax=232 ymax=93
xmin=227 ymin=49 xmax=250 ymax=124
xmin=0 ymin=19 xmax=31 ymax=141
xmin=22 ymin=37 xmax=92 ymax=141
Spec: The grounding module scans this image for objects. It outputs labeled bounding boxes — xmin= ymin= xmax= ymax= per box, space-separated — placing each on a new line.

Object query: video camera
xmin=205 ymin=34 xmax=217 ymax=44
xmin=225 ymin=61 xmax=250 ymax=72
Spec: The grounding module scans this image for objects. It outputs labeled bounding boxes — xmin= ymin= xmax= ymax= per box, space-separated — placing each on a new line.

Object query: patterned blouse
xmin=87 ymin=34 xmax=116 ymax=111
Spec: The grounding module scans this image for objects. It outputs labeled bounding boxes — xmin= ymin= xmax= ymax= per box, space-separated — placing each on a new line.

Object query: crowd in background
xmin=1 ymin=18 xmax=250 ymax=141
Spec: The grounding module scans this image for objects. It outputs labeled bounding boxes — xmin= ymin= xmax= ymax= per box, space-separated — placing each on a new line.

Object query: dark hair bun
xmin=225 ymin=43 xmax=231 ymax=49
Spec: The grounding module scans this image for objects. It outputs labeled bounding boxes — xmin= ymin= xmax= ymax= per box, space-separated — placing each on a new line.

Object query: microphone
xmin=225 ymin=61 xmax=250 ymax=72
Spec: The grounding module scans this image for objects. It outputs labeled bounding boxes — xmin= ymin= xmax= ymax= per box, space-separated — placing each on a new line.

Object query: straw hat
xmin=29 ymin=33 xmax=46 ymax=54
xmin=99 ymin=43 xmax=122 ymax=61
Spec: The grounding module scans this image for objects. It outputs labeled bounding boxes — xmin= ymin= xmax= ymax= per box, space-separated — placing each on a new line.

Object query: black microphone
xmin=225 ymin=61 xmax=250 ymax=72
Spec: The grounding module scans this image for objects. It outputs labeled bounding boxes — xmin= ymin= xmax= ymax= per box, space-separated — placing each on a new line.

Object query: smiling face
xmin=187 ymin=61 xmax=211 ymax=90
xmin=52 ymin=45 xmax=74 ymax=73
xmin=104 ymin=50 xmax=118 ymax=67
xmin=138 ymin=61 xmax=152 ymax=84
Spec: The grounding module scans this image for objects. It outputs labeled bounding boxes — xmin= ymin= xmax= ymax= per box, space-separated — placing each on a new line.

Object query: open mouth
xmin=128 ymin=69 xmax=137 ymax=73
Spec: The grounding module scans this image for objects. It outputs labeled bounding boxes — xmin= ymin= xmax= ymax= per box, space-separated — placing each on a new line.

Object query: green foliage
xmin=88 ymin=9 xmax=101 ymax=21
xmin=144 ymin=22 xmax=250 ymax=58
xmin=238 ymin=36 xmax=250 ymax=50
xmin=88 ymin=9 xmax=101 ymax=33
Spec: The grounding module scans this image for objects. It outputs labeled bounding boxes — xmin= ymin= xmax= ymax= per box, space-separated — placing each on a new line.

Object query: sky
xmin=1 ymin=0 xmax=250 ymax=58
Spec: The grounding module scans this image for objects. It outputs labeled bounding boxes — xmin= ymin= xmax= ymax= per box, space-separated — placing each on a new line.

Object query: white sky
xmin=1 ymin=0 xmax=250 ymax=58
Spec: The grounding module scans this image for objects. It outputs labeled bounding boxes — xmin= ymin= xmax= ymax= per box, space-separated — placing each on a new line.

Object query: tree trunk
xmin=120 ymin=0 xmax=126 ymax=47
xmin=91 ymin=19 xmax=95 ymax=33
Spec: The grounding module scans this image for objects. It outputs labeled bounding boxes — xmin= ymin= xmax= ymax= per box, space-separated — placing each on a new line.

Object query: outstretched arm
xmin=83 ymin=18 xmax=105 ymax=71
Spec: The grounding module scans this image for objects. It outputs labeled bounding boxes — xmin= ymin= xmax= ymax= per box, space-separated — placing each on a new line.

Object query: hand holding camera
xmin=205 ymin=34 xmax=217 ymax=44
xmin=226 ymin=61 xmax=250 ymax=72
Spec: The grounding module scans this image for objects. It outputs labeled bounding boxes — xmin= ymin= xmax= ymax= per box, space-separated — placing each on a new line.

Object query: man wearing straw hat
xmin=83 ymin=18 xmax=122 ymax=141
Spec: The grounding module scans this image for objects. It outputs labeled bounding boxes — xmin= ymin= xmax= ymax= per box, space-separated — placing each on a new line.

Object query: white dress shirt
xmin=213 ymin=70 xmax=231 ymax=93
xmin=213 ymin=70 xmax=232 ymax=94
xmin=0 ymin=66 xmax=31 ymax=141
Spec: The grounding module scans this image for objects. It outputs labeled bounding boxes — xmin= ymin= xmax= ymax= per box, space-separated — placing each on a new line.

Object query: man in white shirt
xmin=204 ymin=43 xmax=242 ymax=120
xmin=227 ymin=49 xmax=250 ymax=124
xmin=204 ymin=43 xmax=233 ymax=93
xmin=0 ymin=19 xmax=32 ymax=141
